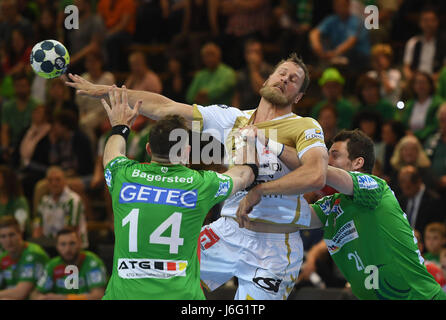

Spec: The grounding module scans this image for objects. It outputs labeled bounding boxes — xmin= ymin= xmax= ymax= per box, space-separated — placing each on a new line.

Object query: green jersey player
xmin=99 ymin=86 xmax=255 ymax=299
xmin=31 ymin=227 xmax=107 ymax=300
xmin=0 ymin=216 xmax=49 ymax=299
xmin=238 ymin=129 xmax=446 ymax=300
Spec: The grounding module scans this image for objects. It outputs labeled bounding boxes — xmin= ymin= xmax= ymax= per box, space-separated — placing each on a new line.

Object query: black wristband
xmin=245 ymin=163 xmax=259 ymax=180
xmin=111 ymin=125 xmax=130 ymax=141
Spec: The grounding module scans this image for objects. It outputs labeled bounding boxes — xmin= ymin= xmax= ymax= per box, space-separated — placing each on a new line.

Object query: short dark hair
xmin=148 ymin=115 xmax=189 ymax=158
xmin=411 ymin=71 xmax=435 ymax=98
xmin=273 ymin=53 xmax=310 ymax=94
xmin=56 ymin=227 xmax=79 ymax=240
xmin=356 ymin=74 xmax=380 ymax=104
xmin=0 ymin=216 xmax=21 ymax=232
xmin=332 ymin=129 xmax=375 ymax=173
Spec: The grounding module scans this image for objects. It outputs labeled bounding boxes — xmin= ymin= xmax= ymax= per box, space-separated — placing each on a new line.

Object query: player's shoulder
xmin=46 ymin=256 xmax=63 ymax=269
xmin=25 ymin=242 xmax=49 ymax=259
xmin=81 ymin=251 xmax=104 ymax=268
xmin=349 ymin=171 xmax=387 ymax=190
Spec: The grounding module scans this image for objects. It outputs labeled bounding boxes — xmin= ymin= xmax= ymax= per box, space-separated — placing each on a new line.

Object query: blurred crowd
xmin=0 ymin=0 xmax=446 ymax=299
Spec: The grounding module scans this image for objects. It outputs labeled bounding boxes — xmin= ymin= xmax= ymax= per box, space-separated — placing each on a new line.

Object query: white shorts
xmin=199 ymin=217 xmax=303 ymax=300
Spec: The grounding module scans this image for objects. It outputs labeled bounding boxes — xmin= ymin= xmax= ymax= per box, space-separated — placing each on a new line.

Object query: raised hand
xmin=65 ymin=73 xmax=109 ymax=97
xmin=101 ymin=85 xmax=142 ymax=127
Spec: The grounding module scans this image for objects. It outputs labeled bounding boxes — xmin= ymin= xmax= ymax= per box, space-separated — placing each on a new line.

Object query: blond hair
xmin=390 ymin=135 xmax=431 ymax=171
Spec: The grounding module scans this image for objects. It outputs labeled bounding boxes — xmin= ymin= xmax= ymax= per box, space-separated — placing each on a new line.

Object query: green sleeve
xmin=348 ymin=172 xmax=386 ymax=210
xmin=86 ymin=255 xmax=108 ymax=289
xmin=311 ymin=194 xmax=336 ymax=227
xmin=104 ymin=156 xmax=138 ymax=193
xmin=206 ymin=66 xmax=236 ymax=102
xmin=199 ymin=170 xmax=233 ymax=208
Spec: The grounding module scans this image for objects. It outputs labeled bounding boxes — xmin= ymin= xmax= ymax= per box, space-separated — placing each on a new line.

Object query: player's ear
xmin=294 ymin=92 xmax=304 ymax=104
xmin=146 ymin=143 xmax=152 ymax=157
xmin=352 ymin=157 xmax=364 ymax=172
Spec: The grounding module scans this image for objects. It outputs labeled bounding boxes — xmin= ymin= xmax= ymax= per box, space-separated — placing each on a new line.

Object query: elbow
xmin=311 ymin=172 xmax=326 ymax=190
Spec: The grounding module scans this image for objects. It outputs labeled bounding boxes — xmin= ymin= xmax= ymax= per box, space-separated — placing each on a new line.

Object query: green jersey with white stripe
xmin=102 ymin=156 xmax=233 ymax=300
xmin=312 ymin=172 xmax=444 ymax=300
xmin=36 ymin=250 xmax=107 ymax=294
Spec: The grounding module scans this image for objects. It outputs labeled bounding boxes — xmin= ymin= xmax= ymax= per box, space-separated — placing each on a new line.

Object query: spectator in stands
xmin=0 ymin=0 xmax=33 ymax=49
xmin=403 ymin=7 xmax=446 ymax=82
xmin=232 ymin=38 xmax=273 ymax=110
xmin=0 ymin=166 xmax=30 ymax=235
xmin=397 ymin=165 xmax=443 ymax=236
xmin=1 ymin=28 xmax=32 ymax=77
xmin=310 ymin=68 xmax=355 ymax=130
xmin=375 ymin=120 xmax=406 ymax=182
xmin=169 ymin=0 xmax=218 ymax=71
xmin=0 ymin=216 xmax=49 ymax=299
xmin=390 ymin=135 xmax=434 ymax=192
xmin=354 ymin=74 xmax=395 ymax=122
xmin=162 ymin=56 xmax=187 ymax=103
xmin=97 ymin=0 xmax=136 ymax=71
xmin=31 ymin=227 xmax=107 ymax=300
xmin=18 ymin=105 xmax=52 ymax=201
xmin=423 ymin=223 xmax=446 ymax=264
xmin=317 ymin=104 xmax=339 ymax=149
xmin=218 ymin=0 xmax=270 ymax=69
xmin=273 ymin=0 xmax=313 ymax=61
xmin=401 ymin=71 xmax=443 ymax=142
xmin=66 ymin=0 xmax=106 ymax=75
xmin=34 ymin=6 xmax=58 ymax=43
xmin=75 ymin=51 xmax=115 ymax=147
xmin=1 ymin=73 xmax=38 ymax=164
xmin=367 ymin=43 xmax=402 ymax=106
xmin=32 ymin=110 xmax=94 ymax=217
xmin=33 ymin=167 xmax=89 ymax=249
xmin=425 ymin=104 xmax=446 ymax=193
xmin=352 ymin=110 xmax=382 ymax=144
xmin=46 ymin=78 xmax=79 ymax=121
xmin=186 ymin=42 xmax=236 ymax=105
xmin=125 ymin=51 xmax=162 ymax=93
xmin=309 ymin=0 xmax=370 ymax=71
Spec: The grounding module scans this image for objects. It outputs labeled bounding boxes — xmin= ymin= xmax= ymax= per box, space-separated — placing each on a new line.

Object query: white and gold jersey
xmin=193 ymin=104 xmax=327 ymax=227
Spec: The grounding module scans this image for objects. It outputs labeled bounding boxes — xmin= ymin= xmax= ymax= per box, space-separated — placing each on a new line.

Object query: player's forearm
xmin=333 ymin=36 xmax=357 ymax=56
xmin=103 ymin=135 xmax=126 ymax=168
xmin=326 ymin=166 xmax=353 ymax=195
xmin=226 ymin=165 xmax=255 ymax=196
xmin=258 ymin=164 xmax=326 ymax=196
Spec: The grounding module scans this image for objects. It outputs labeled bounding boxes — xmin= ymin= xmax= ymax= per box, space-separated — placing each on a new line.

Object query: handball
xmin=30 ymin=40 xmax=70 ymax=79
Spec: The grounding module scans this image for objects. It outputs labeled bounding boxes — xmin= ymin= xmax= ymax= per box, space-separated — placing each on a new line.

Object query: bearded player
xmin=66 ymin=53 xmax=328 ymax=300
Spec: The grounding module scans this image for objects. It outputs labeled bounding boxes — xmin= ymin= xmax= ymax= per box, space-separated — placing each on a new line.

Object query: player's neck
xmin=254 ymin=99 xmax=292 ymax=123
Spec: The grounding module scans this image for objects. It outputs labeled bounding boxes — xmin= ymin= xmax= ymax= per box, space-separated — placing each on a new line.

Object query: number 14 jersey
xmin=102 ymin=156 xmax=233 ymax=300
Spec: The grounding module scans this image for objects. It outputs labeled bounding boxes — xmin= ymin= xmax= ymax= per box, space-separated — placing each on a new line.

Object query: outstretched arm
xmin=66 ymin=74 xmax=193 ymax=125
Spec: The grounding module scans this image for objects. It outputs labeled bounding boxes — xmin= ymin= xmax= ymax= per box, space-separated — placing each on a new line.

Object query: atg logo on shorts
xmin=119 ymin=183 xmax=197 ymax=208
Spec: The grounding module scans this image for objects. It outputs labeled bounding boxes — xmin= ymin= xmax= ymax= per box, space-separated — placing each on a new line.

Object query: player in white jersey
xmin=65 ymin=53 xmax=328 ymax=299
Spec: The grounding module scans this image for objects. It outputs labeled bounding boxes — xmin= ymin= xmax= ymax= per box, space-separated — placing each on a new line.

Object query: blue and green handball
xmin=30 ymin=40 xmax=70 ymax=79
